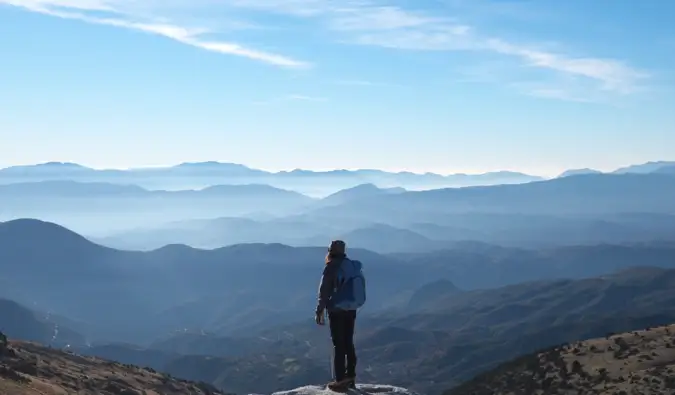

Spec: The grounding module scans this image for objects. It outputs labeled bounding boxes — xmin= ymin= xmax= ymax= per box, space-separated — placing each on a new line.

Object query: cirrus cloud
xmin=1 ymin=0 xmax=650 ymax=100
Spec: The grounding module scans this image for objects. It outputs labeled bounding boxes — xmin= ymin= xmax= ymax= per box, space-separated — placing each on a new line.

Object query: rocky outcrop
xmin=272 ymin=384 xmax=421 ymax=395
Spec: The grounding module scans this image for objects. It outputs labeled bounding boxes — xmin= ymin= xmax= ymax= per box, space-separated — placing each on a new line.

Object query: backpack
xmin=333 ymin=258 xmax=367 ymax=310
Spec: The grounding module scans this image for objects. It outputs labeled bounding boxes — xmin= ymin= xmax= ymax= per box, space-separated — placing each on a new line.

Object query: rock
xmin=272 ymin=384 xmax=421 ymax=395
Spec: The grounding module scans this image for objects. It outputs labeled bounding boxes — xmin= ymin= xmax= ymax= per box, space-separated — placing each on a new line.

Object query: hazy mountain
xmin=654 ymin=164 xmax=675 ymax=174
xmin=557 ymin=168 xmax=602 ymax=177
xmin=318 ymin=183 xmax=406 ymax=206
xmin=444 ymin=322 xmax=675 ymax=395
xmin=0 ymin=162 xmax=97 ymax=176
xmin=5 ymin=172 xmax=675 ymax=246
xmin=97 ymin=216 xmax=338 ymax=251
xmin=0 ymin=161 xmax=544 ymax=195
xmin=0 ymin=219 xmax=423 ymax=343
xmin=0 ymin=180 xmax=146 ymax=196
xmin=93 ymin=173 xmax=675 ymax=252
xmin=612 ymin=160 xmax=675 ymax=174
xmin=0 ymin=181 xmax=314 ymax=234
xmin=101 ymin=213 xmax=650 ymax=252
xmin=5 ymin=218 xmax=675 ymax=348
xmin=297 ymin=174 xmax=675 ymax=224
xmin=0 ymin=180 xmax=309 ymax=200
xmin=332 ymin=224 xmax=438 ymax=253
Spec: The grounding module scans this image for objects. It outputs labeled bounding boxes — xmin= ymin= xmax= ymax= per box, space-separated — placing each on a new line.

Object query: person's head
xmin=325 ymin=239 xmax=346 ymax=264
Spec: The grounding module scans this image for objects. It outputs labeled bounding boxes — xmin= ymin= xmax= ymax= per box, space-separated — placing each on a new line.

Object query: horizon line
xmin=0 ymin=159 xmax=671 ymax=178
xmin=0 ymin=160 xmax=551 ymax=177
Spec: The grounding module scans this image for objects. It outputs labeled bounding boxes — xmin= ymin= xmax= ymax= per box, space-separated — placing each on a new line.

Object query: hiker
xmin=315 ymin=239 xmax=366 ymax=392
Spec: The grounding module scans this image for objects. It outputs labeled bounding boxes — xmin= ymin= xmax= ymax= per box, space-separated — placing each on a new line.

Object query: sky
xmin=1 ymin=0 xmax=674 ymax=177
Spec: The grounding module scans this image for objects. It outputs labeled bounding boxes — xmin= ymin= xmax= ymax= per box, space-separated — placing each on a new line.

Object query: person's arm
xmin=316 ymin=261 xmax=339 ymax=314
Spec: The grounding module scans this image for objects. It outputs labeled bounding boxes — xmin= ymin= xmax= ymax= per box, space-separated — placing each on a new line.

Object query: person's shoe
xmin=346 ymin=375 xmax=356 ymax=389
xmin=327 ymin=378 xmax=352 ymax=392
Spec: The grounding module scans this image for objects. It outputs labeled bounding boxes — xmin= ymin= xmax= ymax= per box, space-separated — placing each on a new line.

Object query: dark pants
xmin=329 ymin=309 xmax=357 ymax=382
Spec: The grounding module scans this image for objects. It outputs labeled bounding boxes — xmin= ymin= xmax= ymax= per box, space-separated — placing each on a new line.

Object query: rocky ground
xmin=0 ymin=335 xmax=225 ymax=395
xmin=445 ymin=323 xmax=675 ymax=395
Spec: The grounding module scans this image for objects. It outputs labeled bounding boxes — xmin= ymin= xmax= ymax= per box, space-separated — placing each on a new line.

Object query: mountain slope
xmin=0 ymin=336 xmax=225 ymax=395
xmin=319 ymin=183 xmax=406 ymax=206
xmin=407 ymin=279 xmax=461 ymax=309
xmin=97 ymin=216 xmax=334 ymax=251
xmin=99 ymin=210 xmax=675 ymax=252
xmin=4 ymin=218 xmax=675 ymax=345
xmin=305 ymin=174 xmax=675 ymax=221
xmin=0 ymin=181 xmax=314 ymax=233
xmin=444 ymin=322 xmax=675 ymax=395
xmin=0 ymin=219 xmax=423 ymax=343
xmin=0 ymin=298 xmax=85 ymax=348
xmin=334 ymin=224 xmax=437 ymax=253
xmin=655 ymin=164 xmax=675 ymax=174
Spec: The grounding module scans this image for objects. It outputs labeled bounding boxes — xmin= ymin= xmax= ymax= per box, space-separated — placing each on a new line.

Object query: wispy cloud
xmin=1 ymin=0 xmax=311 ymax=68
xmin=2 ymin=0 xmax=649 ymax=100
xmin=484 ymin=38 xmax=647 ymax=95
xmin=221 ymin=0 xmax=648 ymax=99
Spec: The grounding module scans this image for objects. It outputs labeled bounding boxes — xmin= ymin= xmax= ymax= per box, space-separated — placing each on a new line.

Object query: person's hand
xmin=315 ymin=310 xmax=325 ymax=325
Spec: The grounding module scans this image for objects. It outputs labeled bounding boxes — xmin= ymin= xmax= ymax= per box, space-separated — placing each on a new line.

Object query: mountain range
xmin=0 ymin=161 xmax=544 ymax=195
xmin=2 ymin=159 xmax=672 ymax=190
xmin=1 ymin=159 xmax=675 ymax=394
xmin=2 ymin=171 xmax=675 ymax=243
xmin=4 ymin=219 xmax=675 ymax=393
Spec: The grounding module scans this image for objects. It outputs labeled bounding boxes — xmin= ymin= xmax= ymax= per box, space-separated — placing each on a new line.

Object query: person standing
xmin=315 ymin=240 xmax=366 ymax=392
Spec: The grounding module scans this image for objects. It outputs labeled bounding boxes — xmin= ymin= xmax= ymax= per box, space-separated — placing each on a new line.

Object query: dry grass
xmin=446 ymin=323 xmax=675 ymax=395
xmin=0 ymin=340 xmax=224 ymax=395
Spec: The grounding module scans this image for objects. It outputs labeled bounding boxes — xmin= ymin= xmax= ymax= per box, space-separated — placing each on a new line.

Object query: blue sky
xmin=1 ymin=0 xmax=674 ymax=176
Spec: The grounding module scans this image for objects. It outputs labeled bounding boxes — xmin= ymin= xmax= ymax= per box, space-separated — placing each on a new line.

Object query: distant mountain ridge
xmin=0 ymin=181 xmax=315 ymax=233
xmin=0 ymin=161 xmax=539 ymax=180
xmin=557 ymin=168 xmax=602 ymax=177
xmin=0 ymin=161 xmax=544 ymax=192
xmin=90 ymin=173 xmax=675 ymax=252
xmin=612 ymin=160 xmax=675 ymax=174
xmin=0 ymin=180 xmax=307 ymax=197
xmin=4 ymin=172 xmax=675 ymax=247
xmin=319 ymin=183 xmax=406 ymax=206
xmin=2 ymin=159 xmax=674 ymax=181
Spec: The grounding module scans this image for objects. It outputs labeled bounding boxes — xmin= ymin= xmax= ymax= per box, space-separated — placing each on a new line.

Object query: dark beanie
xmin=329 ymin=240 xmax=346 ymax=255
